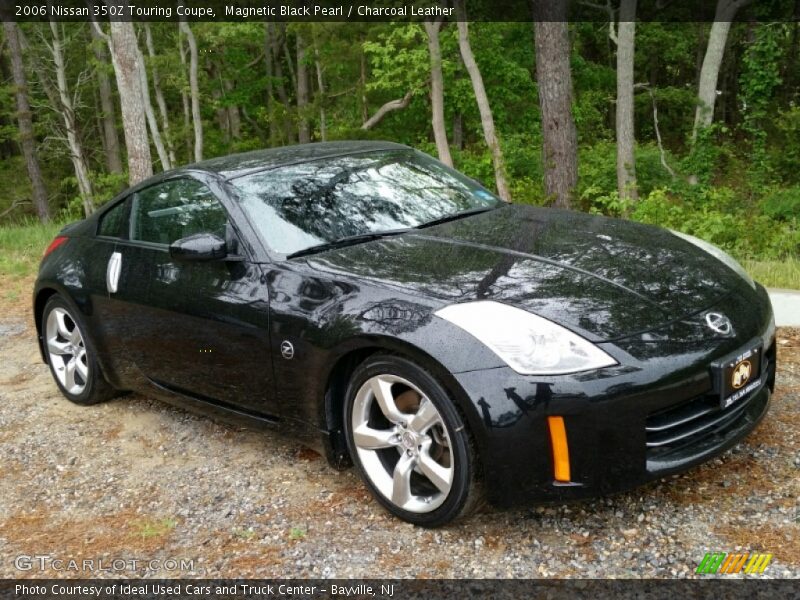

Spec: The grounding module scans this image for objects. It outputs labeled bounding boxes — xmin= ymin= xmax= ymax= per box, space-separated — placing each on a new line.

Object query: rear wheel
xmin=344 ymin=355 xmax=481 ymax=527
xmin=42 ymin=295 xmax=116 ymax=406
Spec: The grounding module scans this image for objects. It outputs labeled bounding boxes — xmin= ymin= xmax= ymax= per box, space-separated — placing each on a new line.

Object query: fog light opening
xmin=548 ymin=416 xmax=571 ymax=483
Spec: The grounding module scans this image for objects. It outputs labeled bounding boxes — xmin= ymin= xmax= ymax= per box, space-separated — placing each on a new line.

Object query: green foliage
xmin=0 ymin=220 xmax=64 ymax=280
xmin=771 ymin=106 xmax=800 ymax=185
xmin=682 ymin=124 xmax=729 ymax=187
xmin=760 ymin=186 xmax=800 ymax=221
xmin=577 ymin=141 xmax=677 ymax=212
xmin=0 ymin=20 xmax=797 ymax=278
xmin=738 ymin=24 xmax=784 ymax=186
xmin=631 ymin=187 xmax=799 ymax=261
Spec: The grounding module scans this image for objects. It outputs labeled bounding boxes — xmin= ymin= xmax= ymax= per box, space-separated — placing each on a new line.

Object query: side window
xmin=130 ymin=179 xmax=228 ymax=245
xmin=97 ymin=199 xmax=128 ymax=238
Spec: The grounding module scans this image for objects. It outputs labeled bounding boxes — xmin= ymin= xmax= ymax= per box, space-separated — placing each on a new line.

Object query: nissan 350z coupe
xmin=34 ymin=142 xmax=776 ymax=526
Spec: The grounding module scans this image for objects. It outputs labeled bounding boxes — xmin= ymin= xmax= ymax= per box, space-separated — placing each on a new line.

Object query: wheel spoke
xmin=55 ymin=310 xmax=72 ymax=339
xmin=47 ymin=338 xmax=71 ymax=356
xmin=69 ymin=327 xmax=83 ymax=346
xmin=64 ymin=358 xmax=77 ymax=391
xmin=353 ymin=424 xmax=397 ymax=450
xmin=418 ymin=447 xmax=453 ymax=494
xmin=75 ymin=356 xmax=89 ymax=382
xmin=391 ymin=453 xmax=415 ymax=507
xmin=371 ymin=377 xmax=405 ymax=424
xmin=408 ymin=397 xmax=440 ymax=434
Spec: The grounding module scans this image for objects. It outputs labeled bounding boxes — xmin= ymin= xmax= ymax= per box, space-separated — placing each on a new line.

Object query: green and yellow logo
xmin=696 ymin=551 xmax=773 ymax=575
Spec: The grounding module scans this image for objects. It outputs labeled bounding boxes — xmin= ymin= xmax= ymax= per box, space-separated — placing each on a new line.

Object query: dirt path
xmin=0 ymin=296 xmax=797 ymax=578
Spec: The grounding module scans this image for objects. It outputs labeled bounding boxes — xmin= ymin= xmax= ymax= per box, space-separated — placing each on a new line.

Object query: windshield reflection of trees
xmin=233 ymin=151 xmax=498 ymax=252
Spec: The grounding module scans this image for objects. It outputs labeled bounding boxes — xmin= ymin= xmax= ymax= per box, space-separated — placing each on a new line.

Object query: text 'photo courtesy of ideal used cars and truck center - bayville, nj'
xmin=0 ymin=0 xmax=799 ymax=597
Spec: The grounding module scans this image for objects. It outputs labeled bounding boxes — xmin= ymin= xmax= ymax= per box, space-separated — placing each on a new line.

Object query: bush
xmin=577 ymin=141 xmax=678 ymax=212
xmin=760 ymin=186 xmax=800 ymax=221
xmin=630 ymin=187 xmax=799 ymax=261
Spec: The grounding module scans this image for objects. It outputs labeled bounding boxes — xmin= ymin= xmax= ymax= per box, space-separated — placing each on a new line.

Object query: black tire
xmin=343 ymin=354 xmax=482 ymax=527
xmin=42 ymin=295 xmax=117 ymax=406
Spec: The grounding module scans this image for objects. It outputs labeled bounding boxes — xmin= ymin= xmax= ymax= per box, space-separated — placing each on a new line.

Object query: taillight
xmin=43 ymin=236 xmax=68 ymax=258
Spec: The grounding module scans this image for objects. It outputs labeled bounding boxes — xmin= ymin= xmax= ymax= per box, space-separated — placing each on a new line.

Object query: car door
xmin=84 ymin=197 xmax=143 ymax=386
xmin=120 ymin=175 xmax=277 ymax=416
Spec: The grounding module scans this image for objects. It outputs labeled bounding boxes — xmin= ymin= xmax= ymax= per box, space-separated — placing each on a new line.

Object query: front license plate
xmin=718 ymin=344 xmax=762 ymax=409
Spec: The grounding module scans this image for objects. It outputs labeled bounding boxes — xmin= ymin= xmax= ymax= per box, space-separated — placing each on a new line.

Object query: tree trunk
xmin=210 ymin=69 xmax=230 ymax=143
xmin=271 ymin=23 xmax=295 ymax=144
xmin=224 ymin=79 xmax=242 ymax=140
xmin=452 ymin=113 xmax=463 ymax=150
xmin=90 ymin=24 xmax=123 ymax=175
xmin=104 ymin=19 xmax=153 ymax=185
xmin=178 ymin=33 xmax=192 ymax=161
xmin=137 ymin=44 xmax=171 ymax=171
xmin=616 ymin=0 xmax=638 ymax=201
xmin=692 ymin=0 xmax=752 ymax=141
xmin=360 ymin=47 xmax=369 ymax=124
xmin=179 ymin=21 xmax=203 ymax=162
xmin=264 ymin=23 xmax=278 ymax=144
xmin=0 ymin=54 xmax=16 ymax=159
xmin=145 ymin=24 xmax=176 ymax=166
xmin=423 ymin=21 xmax=453 ymax=167
xmin=50 ymin=21 xmax=95 ymax=216
xmin=455 ymin=1 xmax=511 ymax=201
xmin=3 ymin=21 xmax=50 ymax=222
xmin=786 ymin=3 xmax=800 ymax=104
xmin=532 ymin=4 xmax=578 ymax=208
xmin=283 ymin=38 xmax=297 ymax=94
xmin=313 ymin=38 xmax=327 ymax=142
xmin=296 ymin=32 xmax=311 ymax=144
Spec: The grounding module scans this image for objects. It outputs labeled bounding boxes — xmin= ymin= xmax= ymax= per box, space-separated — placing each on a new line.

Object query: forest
xmin=1 ymin=1 xmax=799 ymax=287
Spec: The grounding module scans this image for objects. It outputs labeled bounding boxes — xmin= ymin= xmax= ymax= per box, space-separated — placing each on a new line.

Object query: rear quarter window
xmin=97 ymin=200 xmax=128 ymax=239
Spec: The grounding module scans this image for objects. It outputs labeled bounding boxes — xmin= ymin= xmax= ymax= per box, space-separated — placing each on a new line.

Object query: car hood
xmin=304 ymin=204 xmax=749 ymax=341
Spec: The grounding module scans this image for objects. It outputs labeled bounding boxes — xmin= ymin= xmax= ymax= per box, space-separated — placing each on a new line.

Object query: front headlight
xmin=670 ymin=230 xmax=755 ymax=289
xmin=434 ymin=301 xmax=617 ymax=375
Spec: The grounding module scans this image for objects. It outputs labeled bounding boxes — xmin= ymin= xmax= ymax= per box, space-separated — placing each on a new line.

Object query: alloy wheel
xmin=351 ymin=374 xmax=454 ymax=513
xmin=45 ymin=307 xmax=89 ymax=396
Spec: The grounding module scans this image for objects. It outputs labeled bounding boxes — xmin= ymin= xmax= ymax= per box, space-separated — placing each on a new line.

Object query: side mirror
xmin=169 ymin=233 xmax=227 ymax=262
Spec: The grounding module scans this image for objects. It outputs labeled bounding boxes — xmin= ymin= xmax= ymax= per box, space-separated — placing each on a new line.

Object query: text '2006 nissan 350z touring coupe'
xmin=34 ymin=142 xmax=776 ymax=526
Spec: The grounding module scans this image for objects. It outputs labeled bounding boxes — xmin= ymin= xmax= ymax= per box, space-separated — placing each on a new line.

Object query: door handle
xmin=106 ymin=251 xmax=122 ymax=294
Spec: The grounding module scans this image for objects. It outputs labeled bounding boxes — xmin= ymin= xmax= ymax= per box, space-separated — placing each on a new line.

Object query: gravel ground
xmin=0 ymin=298 xmax=798 ymax=579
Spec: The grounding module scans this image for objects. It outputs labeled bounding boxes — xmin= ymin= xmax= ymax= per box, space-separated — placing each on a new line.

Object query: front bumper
xmin=453 ymin=289 xmax=776 ymax=508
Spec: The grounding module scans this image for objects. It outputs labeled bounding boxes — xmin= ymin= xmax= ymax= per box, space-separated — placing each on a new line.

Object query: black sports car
xmin=34 ymin=142 xmax=776 ymax=526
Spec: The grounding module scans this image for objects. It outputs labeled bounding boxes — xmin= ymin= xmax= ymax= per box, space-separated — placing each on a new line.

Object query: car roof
xmin=187 ymin=140 xmax=411 ymax=180
xmin=95 ymin=141 xmax=413 ymax=221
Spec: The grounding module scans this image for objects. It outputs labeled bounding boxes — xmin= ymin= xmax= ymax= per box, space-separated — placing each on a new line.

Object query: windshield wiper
xmin=414 ymin=205 xmax=499 ymax=230
xmin=287 ymin=228 xmax=412 ymax=259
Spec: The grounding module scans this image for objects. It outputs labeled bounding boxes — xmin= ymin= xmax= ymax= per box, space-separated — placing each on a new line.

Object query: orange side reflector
xmin=547 ymin=416 xmax=571 ymax=482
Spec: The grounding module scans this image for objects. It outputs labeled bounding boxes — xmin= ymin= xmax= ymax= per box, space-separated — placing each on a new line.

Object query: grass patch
xmin=743 ymin=258 xmax=800 ymax=290
xmin=132 ymin=517 xmax=177 ymax=540
xmin=0 ymin=220 xmax=64 ymax=279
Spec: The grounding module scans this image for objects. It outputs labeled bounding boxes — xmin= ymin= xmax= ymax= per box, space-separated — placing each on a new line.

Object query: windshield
xmin=230 ymin=149 xmax=502 ymax=255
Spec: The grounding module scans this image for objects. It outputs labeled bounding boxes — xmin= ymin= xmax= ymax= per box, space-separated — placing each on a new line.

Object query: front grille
xmin=645 ymin=342 xmax=774 ymax=467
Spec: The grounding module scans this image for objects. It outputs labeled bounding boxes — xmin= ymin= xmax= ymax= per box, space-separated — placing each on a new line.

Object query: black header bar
xmin=1 ymin=0 xmax=799 ymax=23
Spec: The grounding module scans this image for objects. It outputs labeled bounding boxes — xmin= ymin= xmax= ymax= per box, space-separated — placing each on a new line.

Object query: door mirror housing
xmin=169 ymin=233 xmax=227 ymax=262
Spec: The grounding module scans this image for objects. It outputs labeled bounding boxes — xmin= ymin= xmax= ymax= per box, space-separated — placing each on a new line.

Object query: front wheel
xmin=344 ymin=355 xmax=481 ymax=527
xmin=42 ymin=295 xmax=116 ymax=406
